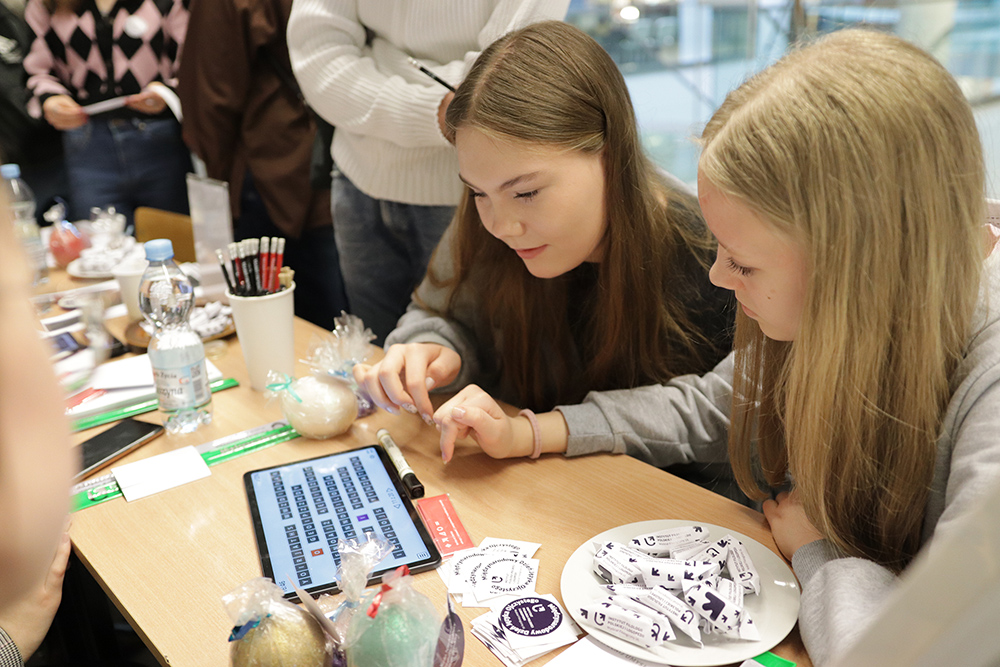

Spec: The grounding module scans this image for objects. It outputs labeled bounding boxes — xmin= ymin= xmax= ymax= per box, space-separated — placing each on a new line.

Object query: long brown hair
xmin=700 ymin=29 xmax=985 ymax=570
xmin=432 ymin=21 xmax=722 ymax=410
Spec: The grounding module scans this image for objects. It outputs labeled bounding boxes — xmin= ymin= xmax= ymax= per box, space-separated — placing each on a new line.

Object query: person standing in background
xmin=287 ymin=0 xmax=570 ymax=344
xmin=22 ymin=0 xmax=191 ymax=228
xmin=177 ymin=0 xmax=348 ymax=330
xmin=0 ymin=0 xmax=71 ymax=223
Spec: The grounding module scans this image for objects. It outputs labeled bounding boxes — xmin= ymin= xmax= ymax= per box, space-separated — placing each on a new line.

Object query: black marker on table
xmin=377 ymin=429 xmax=425 ymax=499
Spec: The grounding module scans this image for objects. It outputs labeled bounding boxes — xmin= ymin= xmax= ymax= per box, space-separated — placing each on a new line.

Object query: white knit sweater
xmin=287 ymin=0 xmax=570 ymax=206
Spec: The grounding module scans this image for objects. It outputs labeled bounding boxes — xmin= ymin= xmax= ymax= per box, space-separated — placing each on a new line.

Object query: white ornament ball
xmin=281 ymin=376 xmax=358 ymax=439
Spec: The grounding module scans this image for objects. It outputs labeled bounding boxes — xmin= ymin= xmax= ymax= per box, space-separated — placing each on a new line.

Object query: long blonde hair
xmin=431 ymin=21 xmax=727 ymax=410
xmin=700 ymin=29 xmax=985 ymax=570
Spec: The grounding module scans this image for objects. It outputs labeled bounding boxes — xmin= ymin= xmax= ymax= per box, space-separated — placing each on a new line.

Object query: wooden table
xmin=68 ymin=315 xmax=811 ymax=667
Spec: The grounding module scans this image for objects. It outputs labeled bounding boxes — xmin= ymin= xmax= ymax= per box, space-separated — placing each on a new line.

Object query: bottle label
xmin=152 ymin=359 xmax=210 ymax=411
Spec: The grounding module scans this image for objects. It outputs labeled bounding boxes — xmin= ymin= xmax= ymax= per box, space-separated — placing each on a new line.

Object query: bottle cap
xmin=0 ymin=163 xmax=21 ymax=179
xmin=144 ymin=239 xmax=175 ymax=261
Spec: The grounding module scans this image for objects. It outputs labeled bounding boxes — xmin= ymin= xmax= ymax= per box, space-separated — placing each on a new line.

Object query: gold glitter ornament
xmin=224 ymin=578 xmax=334 ymax=667
xmin=230 ymin=602 xmax=330 ymax=667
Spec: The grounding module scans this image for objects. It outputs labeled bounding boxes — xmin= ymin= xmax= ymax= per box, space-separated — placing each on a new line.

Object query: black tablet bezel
xmin=243 ymin=443 xmax=441 ymax=601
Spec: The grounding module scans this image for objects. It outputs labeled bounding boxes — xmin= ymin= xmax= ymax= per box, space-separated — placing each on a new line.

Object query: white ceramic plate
xmin=560 ymin=520 xmax=800 ymax=666
xmin=66 ymin=258 xmax=114 ymax=279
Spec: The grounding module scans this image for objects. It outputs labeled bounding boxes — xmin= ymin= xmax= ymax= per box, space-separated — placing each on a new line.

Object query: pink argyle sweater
xmin=22 ymin=0 xmax=188 ymax=118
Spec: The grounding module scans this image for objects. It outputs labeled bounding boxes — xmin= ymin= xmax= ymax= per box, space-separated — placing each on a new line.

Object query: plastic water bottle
xmin=1 ymin=163 xmax=48 ymax=286
xmin=139 ymin=239 xmax=213 ymax=434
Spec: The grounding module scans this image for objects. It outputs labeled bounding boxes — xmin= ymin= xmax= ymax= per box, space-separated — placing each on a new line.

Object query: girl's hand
xmin=762 ymin=489 xmax=824 ymax=561
xmin=125 ymin=89 xmax=166 ymax=115
xmin=352 ymin=343 xmax=461 ymax=422
xmin=42 ymin=95 xmax=86 ymax=130
xmin=433 ymin=385 xmax=531 ymax=463
xmin=0 ymin=529 xmax=71 ymax=661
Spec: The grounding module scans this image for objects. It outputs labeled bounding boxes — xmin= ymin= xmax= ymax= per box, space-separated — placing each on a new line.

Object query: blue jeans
xmin=62 ymin=117 xmax=191 ymax=227
xmin=332 ymin=170 xmax=455 ymax=344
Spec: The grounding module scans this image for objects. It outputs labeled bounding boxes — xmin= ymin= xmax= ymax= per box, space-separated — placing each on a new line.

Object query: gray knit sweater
xmin=387 ymin=204 xmax=736 ymax=410
xmin=556 ymin=250 xmax=1000 ymax=664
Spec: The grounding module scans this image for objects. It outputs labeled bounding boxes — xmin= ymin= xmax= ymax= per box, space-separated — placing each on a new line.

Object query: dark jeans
xmin=20 ymin=152 xmax=71 ymax=226
xmin=331 ymin=170 xmax=454 ymax=344
xmin=235 ymin=172 xmax=349 ymax=330
xmin=62 ymin=116 xmax=191 ymax=228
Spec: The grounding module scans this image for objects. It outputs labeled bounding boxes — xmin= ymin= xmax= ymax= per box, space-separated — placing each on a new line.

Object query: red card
xmin=65 ymin=387 xmax=105 ymax=410
xmin=416 ymin=494 xmax=473 ymax=558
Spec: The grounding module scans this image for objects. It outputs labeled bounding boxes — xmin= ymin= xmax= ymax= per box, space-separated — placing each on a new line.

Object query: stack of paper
xmin=437 ymin=537 xmax=582 ymax=665
xmin=439 ymin=538 xmax=541 ymax=609
xmin=471 ymin=594 xmax=581 ymax=667
xmin=65 ymin=354 xmax=223 ymax=421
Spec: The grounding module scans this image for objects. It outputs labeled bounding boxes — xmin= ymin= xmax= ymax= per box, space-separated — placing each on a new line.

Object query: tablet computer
xmin=243 ymin=444 xmax=441 ymax=600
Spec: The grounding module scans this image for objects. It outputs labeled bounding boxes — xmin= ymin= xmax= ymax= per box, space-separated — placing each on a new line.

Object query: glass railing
xmin=566 ymin=0 xmax=1000 ymax=188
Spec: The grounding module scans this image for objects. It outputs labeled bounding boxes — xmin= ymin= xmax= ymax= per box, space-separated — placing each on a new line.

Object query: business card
xmin=417 ymin=493 xmax=474 ymax=558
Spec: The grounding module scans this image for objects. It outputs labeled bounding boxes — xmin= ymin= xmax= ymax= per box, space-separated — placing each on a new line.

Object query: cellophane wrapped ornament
xmin=343 ymin=565 xmax=441 ymax=667
xmin=223 ymin=578 xmax=333 ymax=667
xmin=265 ymin=312 xmax=377 ymax=439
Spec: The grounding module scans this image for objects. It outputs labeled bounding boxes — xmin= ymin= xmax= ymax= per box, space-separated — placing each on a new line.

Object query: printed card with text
xmin=417 ymin=494 xmax=473 ymax=558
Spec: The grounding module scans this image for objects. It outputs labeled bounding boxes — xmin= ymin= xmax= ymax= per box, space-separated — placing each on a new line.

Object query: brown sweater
xmin=176 ymin=0 xmax=330 ymax=238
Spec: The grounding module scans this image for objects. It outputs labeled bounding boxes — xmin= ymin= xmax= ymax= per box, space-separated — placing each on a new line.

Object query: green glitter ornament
xmin=345 ymin=568 xmax=440 ymax=667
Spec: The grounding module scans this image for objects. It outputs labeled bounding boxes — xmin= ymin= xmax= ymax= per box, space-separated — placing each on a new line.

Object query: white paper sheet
xmin=112 ymin=445 xmax=210 ymax=501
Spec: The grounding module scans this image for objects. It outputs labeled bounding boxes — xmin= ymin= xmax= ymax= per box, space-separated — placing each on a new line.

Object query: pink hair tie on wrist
xmin=518 ymin=409 xmax=542 ymax=459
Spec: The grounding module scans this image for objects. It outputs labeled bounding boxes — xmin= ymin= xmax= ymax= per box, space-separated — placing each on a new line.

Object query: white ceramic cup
xmin=227 ymin=283 xmax=296 ymax=391
xmin=111 ymin=258 xmax=148 ymax=322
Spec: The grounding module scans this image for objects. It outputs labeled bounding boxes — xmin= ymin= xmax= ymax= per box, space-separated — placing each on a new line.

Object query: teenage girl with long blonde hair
xmin=354 ymin=21 xmax=734 ymax=470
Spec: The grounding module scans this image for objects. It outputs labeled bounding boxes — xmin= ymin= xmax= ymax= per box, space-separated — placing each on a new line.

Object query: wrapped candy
xmin=629 ymin=525 xmax=707 ymax=557
xmin=631 ymin=585 xmax=703 ymax=645
xmin=725 ymin=538 xmax=761 ymax=595
xmin=715 ymin=578 xmax=760 ymax=641
xmin=581 ymin=525 xmax=763 ymax=652
xmin=577 ymin=600 xmax=670 ymax=649
xmin=635 ymin=557 xmax=719 ymax=590
xmin=592 ymin=541 xmax=653 ymax=585
xmin=223 ymin=578 xmax=333 ymax=667
xmin=670 ymin=539 xmax=712 ymax=560
xmin=608 ymin=595 xmax=676 ymax=642
xmin=688 ymin=536 xmax=731 ymax=569
xmin=684 ymin=582 xmax=743 ymax=635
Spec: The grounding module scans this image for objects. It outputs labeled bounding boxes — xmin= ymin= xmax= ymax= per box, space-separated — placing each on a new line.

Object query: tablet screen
xmin=244 ymin=444 xmax=440 ymax=599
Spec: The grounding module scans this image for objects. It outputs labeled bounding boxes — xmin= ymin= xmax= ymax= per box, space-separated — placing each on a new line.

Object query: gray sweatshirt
xmin=556 ymin=249 xmax=1000 ymax=665
xmin=387 ymin=206 xmax=735 ymax=409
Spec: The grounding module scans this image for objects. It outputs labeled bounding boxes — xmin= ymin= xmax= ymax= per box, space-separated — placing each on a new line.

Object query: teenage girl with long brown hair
xmin=354 ymin=21 xmax=735 ymax=468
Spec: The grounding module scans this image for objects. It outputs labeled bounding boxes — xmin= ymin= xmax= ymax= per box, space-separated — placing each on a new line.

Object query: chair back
xmin=134 ymin=207 xmax=196 ymax=263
